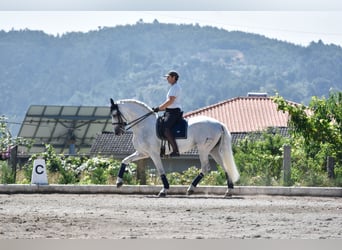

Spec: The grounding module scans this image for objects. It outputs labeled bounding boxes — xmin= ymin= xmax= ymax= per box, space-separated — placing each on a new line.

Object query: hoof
xmin=158 ymin=188 xmax=168 ymax=198
xmin=186 ymin=189 xmax=194 ymax=195
xmin=186 ymin=190 xmax=194 ymax=196
xmin=158 ymin=192 xmax=167 ymax=198
xmin=224 ymin=189 xmax=233 ymax=198
xmin=116 ymin=177 xmax=123 ymax=188
xmin=186 ymin=184 xmax=195 ymax=195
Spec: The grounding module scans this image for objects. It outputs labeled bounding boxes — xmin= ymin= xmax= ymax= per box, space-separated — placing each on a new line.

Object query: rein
xmin=112 ymin=105 xmax=154 ymax=131
xmin=125 ymin=111 xmax=154 ymax=130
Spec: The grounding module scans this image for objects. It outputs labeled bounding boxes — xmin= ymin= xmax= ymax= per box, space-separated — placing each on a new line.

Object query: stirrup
xmin=168 ymin=151 xmax=180 ymax=157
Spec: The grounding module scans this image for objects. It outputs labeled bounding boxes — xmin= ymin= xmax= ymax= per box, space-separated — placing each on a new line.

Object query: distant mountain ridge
xmin=0 ymin=21 xmax=341 ymax=135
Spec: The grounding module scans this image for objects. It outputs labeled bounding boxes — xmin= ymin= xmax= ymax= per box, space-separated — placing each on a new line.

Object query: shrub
xmin=233 ymin=130 xmax=288 ymax=186
xmin=0 ymin=161 xmax=15 ymax=184
xmin=11 ymin=140 xmax=342 ymax=187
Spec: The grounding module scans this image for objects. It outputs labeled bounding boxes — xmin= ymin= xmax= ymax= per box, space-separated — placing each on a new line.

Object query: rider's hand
xmin=152 ymin=107 xmax=160 ymax=112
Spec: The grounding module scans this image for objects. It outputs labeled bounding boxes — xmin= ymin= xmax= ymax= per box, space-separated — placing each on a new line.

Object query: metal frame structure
xmin=17 ymin=105 xmax=112 ymax=155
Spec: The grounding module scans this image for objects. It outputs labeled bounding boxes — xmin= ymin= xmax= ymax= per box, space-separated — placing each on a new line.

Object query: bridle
xmin=110 ymin=101 xmax=154 ymax=133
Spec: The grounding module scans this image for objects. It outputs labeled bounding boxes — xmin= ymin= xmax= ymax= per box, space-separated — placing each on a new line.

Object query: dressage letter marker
xmin=31 ymin=159 xmax=48 ymax=185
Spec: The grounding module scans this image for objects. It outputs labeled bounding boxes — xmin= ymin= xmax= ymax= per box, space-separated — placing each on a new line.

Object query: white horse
xmin=110 ymin=98 xmax=239 ymax=197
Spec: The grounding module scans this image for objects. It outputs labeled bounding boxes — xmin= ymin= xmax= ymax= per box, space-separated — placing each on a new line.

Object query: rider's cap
xmin=164 ymin=70 xmax=179 ymax=78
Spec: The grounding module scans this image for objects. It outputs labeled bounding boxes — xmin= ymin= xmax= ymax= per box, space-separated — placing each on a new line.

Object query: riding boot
xmin=164 ymin=128 xmax=180 ymax=157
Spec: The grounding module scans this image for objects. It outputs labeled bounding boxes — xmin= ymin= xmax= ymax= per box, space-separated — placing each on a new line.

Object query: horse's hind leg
xmin=187 ymin=151 xmax=210 ymax=195
xmin=210 ymin=146 xmax=234 ymax=197
xmin=225 ymin=172 xmax=234 ymax=197
xmin=158 ymin=174 xmax=169 ymax=197
xmin=187 ymin=172 xmax=204 ymax=195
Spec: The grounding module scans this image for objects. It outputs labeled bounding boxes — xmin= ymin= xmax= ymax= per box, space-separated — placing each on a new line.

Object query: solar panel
xmin=17 ymin=105 xmax=112 ymax=155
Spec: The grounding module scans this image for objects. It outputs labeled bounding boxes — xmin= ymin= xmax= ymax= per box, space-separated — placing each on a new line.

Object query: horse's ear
xmin=110 ymin=98 xmax=115 ymax=106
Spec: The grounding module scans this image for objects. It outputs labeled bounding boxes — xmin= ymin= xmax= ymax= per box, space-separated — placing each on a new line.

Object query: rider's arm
xmin=158 ymin=96 xmax=176 ymax=111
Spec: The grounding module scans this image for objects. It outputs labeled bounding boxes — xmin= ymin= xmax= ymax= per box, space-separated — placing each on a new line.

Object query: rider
xmin=153 ymin=70 xmax=182 ymax=157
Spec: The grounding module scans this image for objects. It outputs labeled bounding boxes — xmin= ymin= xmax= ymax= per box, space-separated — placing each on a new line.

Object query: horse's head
xmin=110 ymin=98 xmax=127 ymax=136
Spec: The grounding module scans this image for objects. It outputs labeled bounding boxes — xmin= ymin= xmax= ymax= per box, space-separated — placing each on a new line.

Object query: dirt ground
xmin=0 ymin=194 xmax=341 ymax=239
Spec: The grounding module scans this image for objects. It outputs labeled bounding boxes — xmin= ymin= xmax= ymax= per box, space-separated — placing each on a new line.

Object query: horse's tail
xmin=219 ymin=125 xmax=240 ymax=183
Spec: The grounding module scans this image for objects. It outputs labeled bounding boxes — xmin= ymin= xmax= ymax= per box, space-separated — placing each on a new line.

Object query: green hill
xmin=1 ymin=21 xmax=341 ymax=135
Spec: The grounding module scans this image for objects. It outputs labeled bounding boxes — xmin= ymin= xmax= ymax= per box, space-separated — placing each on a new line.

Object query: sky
xmin=0 ymin=1 xmax=342 ymax=46
xmin=1 ymin=11 xmax=342 ymax=47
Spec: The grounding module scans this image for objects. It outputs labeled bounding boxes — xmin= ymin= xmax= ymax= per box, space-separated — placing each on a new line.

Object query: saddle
xmin=156 ymin=116 xmax=188 ymax=157
xmin=156 ymin=116 xmax=188 ymax=140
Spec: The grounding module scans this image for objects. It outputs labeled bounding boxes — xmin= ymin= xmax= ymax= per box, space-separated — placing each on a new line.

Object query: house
xmin=90 ymin=93 xmax=291 ymax=173
xmin=184 ymin=93 xmax=289 ymax=132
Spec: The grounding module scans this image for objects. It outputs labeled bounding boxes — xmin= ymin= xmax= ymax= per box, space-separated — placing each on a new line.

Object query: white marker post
xmin=31 ymin=158 xmax=48 ymax=185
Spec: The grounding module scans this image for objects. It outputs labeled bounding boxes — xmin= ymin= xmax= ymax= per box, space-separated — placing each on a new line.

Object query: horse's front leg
xmin=116 ymin=151 xmax=148 ymax=188
xmin=149 ymin=153 xmax=169 ymax=197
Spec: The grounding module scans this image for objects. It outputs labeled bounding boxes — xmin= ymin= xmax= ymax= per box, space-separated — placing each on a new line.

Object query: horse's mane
xmin=117 ymin=99 xmax=153 ymax=111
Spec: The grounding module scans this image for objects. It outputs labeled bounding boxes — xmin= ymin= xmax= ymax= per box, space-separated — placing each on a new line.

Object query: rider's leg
xmin=163 ymin=110 xmax=181 ymax=157
xmin=164 ymin=127 xmax=179 ymax=156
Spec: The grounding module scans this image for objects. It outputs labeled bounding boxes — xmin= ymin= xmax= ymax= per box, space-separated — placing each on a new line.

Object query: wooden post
xmin=137 ymin=159 xmax=146 ymax=185
xmin=283 ymin=145 xmax=291 ymax=186
xmin=9 ymin=145 xmax=18 ymax=183
xmin=326 ymin=156 xmax=335 ymax=179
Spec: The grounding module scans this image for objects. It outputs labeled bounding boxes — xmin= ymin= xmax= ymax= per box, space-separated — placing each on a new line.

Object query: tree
xmin=1 ymin=115 xmax=32 ymax=167
xmin=233 ymin=129 xmax=289 ymax=186
xmin=1 ymin=116 xmax=32 ymax=183
xmin=272 ymin=91 xmax=342 ymax=169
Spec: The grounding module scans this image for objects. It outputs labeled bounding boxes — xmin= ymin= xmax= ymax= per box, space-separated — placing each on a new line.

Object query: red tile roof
xmin=184 ymin=96 xmax=290 ymax=133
